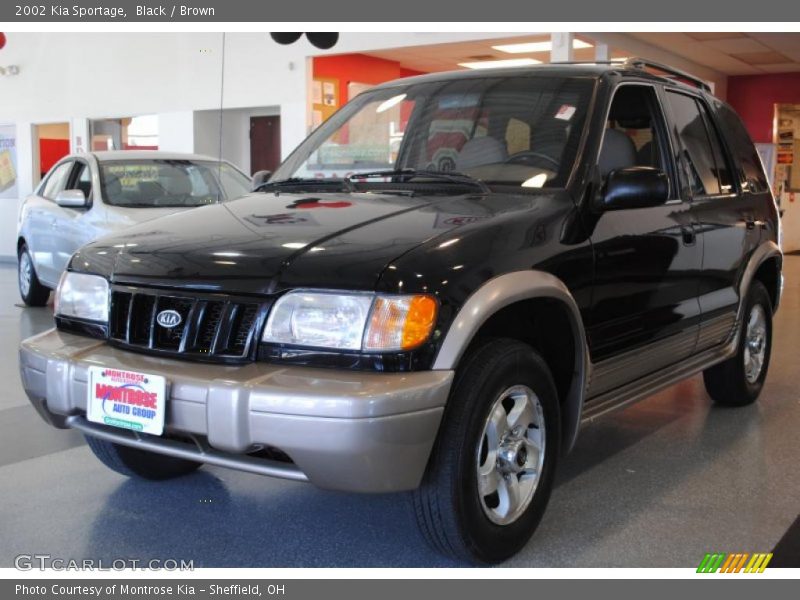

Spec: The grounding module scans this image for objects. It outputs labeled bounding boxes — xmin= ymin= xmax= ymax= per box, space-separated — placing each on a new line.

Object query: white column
xmin=71 ymin=118 xmax=89 ymax=154
xmin=550 ymin=32 xmax=574 ymax=63
xmin=595 ymin=43 xmax=610 ymax=62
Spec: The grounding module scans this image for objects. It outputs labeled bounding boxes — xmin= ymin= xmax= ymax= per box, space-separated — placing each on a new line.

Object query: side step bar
xmin=580 ymin=339 xmax=737 ymax=425
xmin=66 ymin=415 xmax=309 ymax=482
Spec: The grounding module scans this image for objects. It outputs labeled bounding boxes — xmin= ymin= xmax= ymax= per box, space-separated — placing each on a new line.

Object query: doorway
xmin=250 ymin=116 xmax=281 ymax=175
xmin=32 ymin=122 xmax=70 ymax=183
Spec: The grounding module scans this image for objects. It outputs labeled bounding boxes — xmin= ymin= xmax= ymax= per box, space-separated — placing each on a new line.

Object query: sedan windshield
xmin=274 ymin=74 xmax=595 ymax=190
xmin=100 ymin=159 xmax=251 ymax=207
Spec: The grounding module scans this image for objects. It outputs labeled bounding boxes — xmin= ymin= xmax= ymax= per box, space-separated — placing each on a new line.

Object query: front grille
xmin=109 ymin=287 xmax=268 ymax=362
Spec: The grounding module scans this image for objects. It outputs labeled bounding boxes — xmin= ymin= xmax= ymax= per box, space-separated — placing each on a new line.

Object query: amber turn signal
xmin=364 ymin=295 xmax=438 ymax=351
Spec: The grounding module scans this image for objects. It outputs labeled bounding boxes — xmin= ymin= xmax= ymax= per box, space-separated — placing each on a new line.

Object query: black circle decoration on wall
xmin=305 ymin=33 xmax=339 ymax=50
xmin=269 ymin=33 xmax=339 ymax=50
xmin=270 ymin=33 xmax=303 ymax=45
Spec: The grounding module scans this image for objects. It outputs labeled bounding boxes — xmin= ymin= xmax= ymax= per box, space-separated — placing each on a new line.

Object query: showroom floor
xmin=1 ymin=259 xmax=798 ymax=568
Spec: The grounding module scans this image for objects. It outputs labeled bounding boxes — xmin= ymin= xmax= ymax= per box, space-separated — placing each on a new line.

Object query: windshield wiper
xmin=346 ymin=168 xmax=490 ymax=194
xmin=254 ymin=177 xmax=354 ymax=193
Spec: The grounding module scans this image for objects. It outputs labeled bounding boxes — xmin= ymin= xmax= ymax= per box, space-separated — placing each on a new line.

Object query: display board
xmin=0 ymin=124 xmax=18 ymax=198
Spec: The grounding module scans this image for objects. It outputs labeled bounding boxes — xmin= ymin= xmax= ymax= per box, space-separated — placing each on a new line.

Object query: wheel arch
xmin=740 ymin=241 xmax=783 ymax=316
xmin=432 ymin=271 xmax=589 ymax=453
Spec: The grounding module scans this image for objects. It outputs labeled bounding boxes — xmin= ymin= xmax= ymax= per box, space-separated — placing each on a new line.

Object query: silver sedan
xmin=17 ymin=151 xmax=252 ymax=305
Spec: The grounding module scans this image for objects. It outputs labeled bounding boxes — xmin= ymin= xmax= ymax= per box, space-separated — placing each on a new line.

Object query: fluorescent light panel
xmin=492 ymin=39 xmax=593 ymax=54
xmin=458 ymin=58 xmax=542 ymax=70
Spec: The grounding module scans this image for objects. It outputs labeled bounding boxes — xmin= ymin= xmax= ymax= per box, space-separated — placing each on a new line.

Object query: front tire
xmin=703 ymin=280 xmax=772 ymax=407
xmin=85 ymin=436 xmax=202 ymax=480
xmin=17 ymin=244 xmax=50 ymax=306
xmin=412 ymin=338 xmax=560 ymax=564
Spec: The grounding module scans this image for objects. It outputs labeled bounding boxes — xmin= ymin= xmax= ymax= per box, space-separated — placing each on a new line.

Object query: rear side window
xmin=665 ymin=91 xmax=732 ymax=196
xmin=714 ymin=101 xmax=769 ymax=193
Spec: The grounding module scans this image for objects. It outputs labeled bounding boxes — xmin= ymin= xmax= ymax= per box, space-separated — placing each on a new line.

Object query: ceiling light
xmin=492 ymin=40 xmax=593 ymax=54
xmin=458 ymin=58 xmax=542 ymax=70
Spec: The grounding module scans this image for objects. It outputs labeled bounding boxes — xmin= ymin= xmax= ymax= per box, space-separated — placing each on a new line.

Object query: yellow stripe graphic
xmin=744 ymin=554 xmax=760 ymax=572
xmin=758 ymin=554 xmax=773 ymax=573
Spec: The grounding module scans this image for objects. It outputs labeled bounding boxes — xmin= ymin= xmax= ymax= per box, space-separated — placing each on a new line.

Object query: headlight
xmin=262 ymin=291 xmax=438 ymax=352
xmin=55 ymin=272 xmax=109 ymax=323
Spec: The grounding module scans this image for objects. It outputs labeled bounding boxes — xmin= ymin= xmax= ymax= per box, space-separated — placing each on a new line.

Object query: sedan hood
xmin=71 ymin=190 xmax=552 ymax=295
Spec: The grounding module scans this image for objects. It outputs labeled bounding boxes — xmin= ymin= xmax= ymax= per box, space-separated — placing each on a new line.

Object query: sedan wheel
xmin=17 ymin=244 xmax=51 ymax=306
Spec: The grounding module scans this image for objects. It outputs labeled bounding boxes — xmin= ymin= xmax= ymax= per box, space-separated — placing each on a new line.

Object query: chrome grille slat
xmin=108 ymin=287 xmax=267 ymax=363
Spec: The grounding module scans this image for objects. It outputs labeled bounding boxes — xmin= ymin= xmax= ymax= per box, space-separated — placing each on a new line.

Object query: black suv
xmin=20 ymin=59 xmax=782 ymax=564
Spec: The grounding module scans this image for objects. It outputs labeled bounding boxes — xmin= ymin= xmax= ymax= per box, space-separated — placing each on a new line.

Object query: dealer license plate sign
xmin=86 ymin=366 xmax=166 ymax=435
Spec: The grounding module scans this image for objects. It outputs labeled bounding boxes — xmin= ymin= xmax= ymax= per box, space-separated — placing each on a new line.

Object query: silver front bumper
xmin=19 ymin=329 xmax=453 ymax=493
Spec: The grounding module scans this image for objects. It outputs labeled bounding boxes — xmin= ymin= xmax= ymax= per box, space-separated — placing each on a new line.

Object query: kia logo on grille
xmin=156 ymin=309 xmax=182 ymax=329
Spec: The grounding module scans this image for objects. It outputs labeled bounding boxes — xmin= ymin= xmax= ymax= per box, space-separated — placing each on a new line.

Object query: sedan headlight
xmin=262 ymin=291 xmax=437 ymax=352
xmin=55 ymin=272 xmax=109 ymax=323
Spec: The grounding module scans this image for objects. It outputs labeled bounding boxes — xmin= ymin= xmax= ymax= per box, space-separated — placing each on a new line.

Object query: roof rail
xmin=623 ymin=57 xmax=711 ymax=92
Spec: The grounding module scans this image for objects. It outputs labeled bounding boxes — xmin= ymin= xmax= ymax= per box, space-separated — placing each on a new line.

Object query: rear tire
xmin=703 ymin=280 xmax=772 ymax=407
xmin=17 ymin=244 xmax=50 ymax=307
xmin=412 ymin=338 xmax=560 ymax=564
xmin=85 ymin=435 xmax=202 ymax=480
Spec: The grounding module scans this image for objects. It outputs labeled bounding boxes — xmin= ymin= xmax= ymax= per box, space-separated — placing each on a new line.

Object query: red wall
xmin=313 ymin=54 xmax=426 ymax=105
xmin=39 ymin=139 xmax=70 ymax=176
xmin=727 ymin=73 xmax=800 ymax=143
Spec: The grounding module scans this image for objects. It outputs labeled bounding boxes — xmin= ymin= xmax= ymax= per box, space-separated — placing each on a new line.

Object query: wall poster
xmin=0 ymin=124 xmax=18 ymax=199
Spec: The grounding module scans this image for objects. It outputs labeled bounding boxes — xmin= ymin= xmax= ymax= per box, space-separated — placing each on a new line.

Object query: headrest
xmin=599 ymin=129 xmax=636 ymax=177
xmin=609 ymin=88 xmax=652 ymax=129
xmin=455 ymin=136 xmax=508 ymax=171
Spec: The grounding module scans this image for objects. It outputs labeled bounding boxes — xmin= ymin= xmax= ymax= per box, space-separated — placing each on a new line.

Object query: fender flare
xmin=432 ymin=270 xmax=590 ymax=453
xmin=738 ymin=241 xmax=783 ymax=317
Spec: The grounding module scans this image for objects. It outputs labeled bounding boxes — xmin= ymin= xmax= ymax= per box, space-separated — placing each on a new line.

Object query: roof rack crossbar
xmin=623 ymin=57 xmax=711 ymax=92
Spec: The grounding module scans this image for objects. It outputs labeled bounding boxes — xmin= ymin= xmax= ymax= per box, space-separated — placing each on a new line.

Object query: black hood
xmin=71 ymin=190 xmax=561 ymax=295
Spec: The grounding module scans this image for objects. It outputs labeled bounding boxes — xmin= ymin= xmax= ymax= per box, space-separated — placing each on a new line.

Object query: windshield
xmin=99 ymin=159 xmax=251 ymax=207
xmin=274 ymin=75 xmax=594 ymax=190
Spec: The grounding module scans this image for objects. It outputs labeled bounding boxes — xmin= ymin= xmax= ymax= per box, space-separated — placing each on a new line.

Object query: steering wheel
xmin=505 ymin=151 xmax=560 ymax=170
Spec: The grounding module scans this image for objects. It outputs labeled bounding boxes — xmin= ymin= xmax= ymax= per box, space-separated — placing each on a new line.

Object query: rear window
xmin=714 ymin=101 xmax=770 ymax=194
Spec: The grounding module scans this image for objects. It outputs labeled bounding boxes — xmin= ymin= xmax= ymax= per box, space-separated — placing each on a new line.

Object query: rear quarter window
xmin=714 ymin=101 xmax=769 ymax=194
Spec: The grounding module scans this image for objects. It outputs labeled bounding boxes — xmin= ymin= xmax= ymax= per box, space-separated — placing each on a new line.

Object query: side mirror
xmin=55 ymin=189 xmax=89 ymax=208
xmin=251 ymin=170 xmax=272 ymax=190
xmin=601 ymin=167 xmax=669 ymax=210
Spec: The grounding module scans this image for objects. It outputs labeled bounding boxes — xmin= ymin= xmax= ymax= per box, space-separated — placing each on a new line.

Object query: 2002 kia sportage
xmin=20 ymin=59 xmax=782 ymax=564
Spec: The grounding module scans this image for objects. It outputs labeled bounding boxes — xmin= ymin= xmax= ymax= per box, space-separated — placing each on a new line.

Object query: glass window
xmin=217 ymin=163 xmax=251 ymax=200
xmin=41 ymin=161 xmax=73 ymax=200
xmin=70 ymin=162 xmax=92 ymax=200
xmin=714 ymin=101 xmax=769 ymax=193
xmin=275 ymin=76 xmax=594 ymax=189
xmin=600 ymin=85 xmax=670 ymax=178
xmin=665 ymin=91 xmax=730 ymax=196
xmin=99 ymin=159 xmax=246 ymax=207
xmin=90 ymin=115 xmax=158 ymax=151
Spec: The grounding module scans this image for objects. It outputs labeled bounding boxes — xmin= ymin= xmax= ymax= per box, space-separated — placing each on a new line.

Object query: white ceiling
xmin=629 ymin=33 xmax=800 ymax=75
xmin=362 ymin=33 xmax=800 ymax=77
xmin=364 ymin=35 xmax=620 ymax=74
